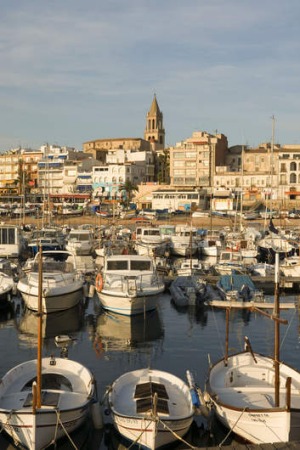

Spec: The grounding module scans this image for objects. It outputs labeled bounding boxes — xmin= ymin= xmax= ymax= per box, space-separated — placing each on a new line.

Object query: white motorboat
xmin=170 ymin=225 xmax=199 ymax=257
xmin=95 ymin=254 xmax=165 ymax=315
xmin=65 ymin=229 xmax=94 ymax=256
xmin=108 ymin=368 xmax=194 ymax=449
xmin=198 ymin=236 xmax=222 ymax=257
xmin=0 ymin=224 xmax=27 ymax=258
xmin=205 ymin=254 xmax=300 ymax=444
xmin=17 ymin=250 xmax=84 ymax=313
xmin=214 ymin=250 xmax=247 ymax=275
xmin=134 ymin=226 xmax=170 ymax=257
xmin=0 ymin=258 xmax=17 ymax=308
xmin=0 ymin=248 xmax=97 ymax=450
xmin=280 ymin=255 xmax=300 ymax=278
xmin=175 ymin=258 xmax=204 ymax=276
xmin=27 ymin=227 xmax=65 ymax=256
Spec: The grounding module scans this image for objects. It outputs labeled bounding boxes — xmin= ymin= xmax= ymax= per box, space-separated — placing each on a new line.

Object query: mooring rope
xmin=126 ymin=417 xmax=153 ymax=449
xmin=158 ymin=417 xmax=197 ymax=449
xmin=218 ymin=406 xmax=247 ymax=447
xmin=280 ymin=302 xmax=297 ymax=349
xmin=52 ymin=409 xmax=79 ymax=450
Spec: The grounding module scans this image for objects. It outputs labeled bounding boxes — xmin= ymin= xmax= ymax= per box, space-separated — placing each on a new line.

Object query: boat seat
xmin=23 ymin=391 xmax=60 ymax=407
xmin=134 ymin=381 xmax=170 ymax=415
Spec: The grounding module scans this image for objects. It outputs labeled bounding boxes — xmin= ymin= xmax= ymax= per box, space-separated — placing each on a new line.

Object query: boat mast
xmin=274 ymin=252 xmax=280 ymax=406
xmin=239 ymin=146 xmax=244 ymax=231
xmin=37 ymin=245 xmax=43 ymax=408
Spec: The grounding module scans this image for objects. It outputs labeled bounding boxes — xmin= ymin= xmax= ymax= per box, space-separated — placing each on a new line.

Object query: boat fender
xmin=95 ymin=274 xmax=104 ymax=292
xmin=89 ymin=284 xmax=95 ymax=298
xmin=91 ymin=400 xmax=104 ymax=429
xmin=186 ymin=370 xmax=201 ymax=408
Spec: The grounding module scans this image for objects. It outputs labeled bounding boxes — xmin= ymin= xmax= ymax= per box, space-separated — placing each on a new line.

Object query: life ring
xmin=95 ymin=273 xmax=103 ymax=292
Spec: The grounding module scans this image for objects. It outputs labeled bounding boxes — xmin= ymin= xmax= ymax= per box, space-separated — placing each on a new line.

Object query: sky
xmin=1 ymin=0 xmax=300 ymax=151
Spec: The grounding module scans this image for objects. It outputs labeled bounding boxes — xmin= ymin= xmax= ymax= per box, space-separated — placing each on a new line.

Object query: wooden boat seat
xmin=134 ymin=381 xmax=169 ymax=415
xmin=23 ymin=391 xmax=60 ymax=407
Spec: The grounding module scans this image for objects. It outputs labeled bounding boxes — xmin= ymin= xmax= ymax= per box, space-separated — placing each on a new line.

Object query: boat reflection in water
xmin=16 ymin=303 xmax=84 ymax=348
xmin=95 ymin=308 xmax=164 ymax=352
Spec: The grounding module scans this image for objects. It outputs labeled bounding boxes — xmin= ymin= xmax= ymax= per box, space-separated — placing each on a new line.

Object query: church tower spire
xmin=144 ymin=94 xmax=165 ymax=151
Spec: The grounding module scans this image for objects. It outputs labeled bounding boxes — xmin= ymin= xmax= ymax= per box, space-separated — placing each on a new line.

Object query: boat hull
xmin=97 ymin=290 xmax=163 ymax=315
xmin=18 ymin=285 xmax=83 ymax=313
xmin=113 ymin=413 xmax=193 ymax=449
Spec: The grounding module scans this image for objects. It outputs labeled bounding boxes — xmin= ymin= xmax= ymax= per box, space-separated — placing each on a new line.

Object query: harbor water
xmin=0 ymin=288 xmax=299 ymax=449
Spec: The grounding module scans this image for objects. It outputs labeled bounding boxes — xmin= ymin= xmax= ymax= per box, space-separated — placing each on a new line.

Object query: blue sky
xmin=1 ymin=0 xmax=300 ymax=151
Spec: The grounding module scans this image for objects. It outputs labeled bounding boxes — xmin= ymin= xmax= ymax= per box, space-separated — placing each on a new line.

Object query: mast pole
xmin=274 ymin=252 xmax=280 ymax=407
xmin=37 ymin=245 xmax=43 ymax=408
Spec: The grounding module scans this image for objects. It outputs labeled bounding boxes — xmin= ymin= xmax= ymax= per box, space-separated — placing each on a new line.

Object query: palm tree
xmin=118 ymin=180 xmax=138 ymax=208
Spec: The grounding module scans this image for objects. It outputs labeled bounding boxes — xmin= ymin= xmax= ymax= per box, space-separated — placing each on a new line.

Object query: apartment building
xmin=0 ymin=148 xmax=42 ymax=197
xmin=92 ymin=148 xmax=155 ymax=200
xmin=169 ymin=131 xmax=228 ymax=189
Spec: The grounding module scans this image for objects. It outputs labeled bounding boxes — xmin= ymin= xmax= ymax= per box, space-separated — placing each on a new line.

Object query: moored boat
xmin=108 ymin=367 xmax=194 ymax=449
xmin=17 ymin=250 xmax=84 ymax=313
xmin=95 ymin=254 xmax=165 ymax=315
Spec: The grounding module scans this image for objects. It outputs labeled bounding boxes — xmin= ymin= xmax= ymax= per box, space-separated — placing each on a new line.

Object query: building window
xmin=290 ymin=173 xmax=297 ymax=183
xmin=290 ymin=162 xmax=297 ymax=171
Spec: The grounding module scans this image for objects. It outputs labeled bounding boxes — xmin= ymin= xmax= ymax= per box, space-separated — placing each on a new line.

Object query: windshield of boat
xmin=107 ymin=260 xmax=152 ymax=271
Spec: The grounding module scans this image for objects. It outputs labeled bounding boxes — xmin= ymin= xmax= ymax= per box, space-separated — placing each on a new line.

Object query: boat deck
xmin=112 ymin=381 xmax=191 ymax=417
xmin=215 ymin=385 xmax=300 ymax=409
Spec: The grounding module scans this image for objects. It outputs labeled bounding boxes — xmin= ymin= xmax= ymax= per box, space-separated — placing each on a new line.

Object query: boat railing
xmin=103 ymin=272 xmax=163 ymax=293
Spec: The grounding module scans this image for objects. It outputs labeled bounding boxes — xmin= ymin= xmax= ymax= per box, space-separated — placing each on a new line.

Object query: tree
xmin=118 ymin=180 xmax=138 ymax=208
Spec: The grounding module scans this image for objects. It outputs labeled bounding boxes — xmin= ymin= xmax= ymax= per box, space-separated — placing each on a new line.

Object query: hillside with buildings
xmin=0 ymin=97 xmax=299 ymax=213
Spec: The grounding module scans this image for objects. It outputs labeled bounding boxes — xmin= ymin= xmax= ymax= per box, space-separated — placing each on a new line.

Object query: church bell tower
xmin=144 ymin=94 xmax=165 ymax=151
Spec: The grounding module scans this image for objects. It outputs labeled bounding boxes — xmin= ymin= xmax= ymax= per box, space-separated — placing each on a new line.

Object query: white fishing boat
xmin=0 ymin=248 xmax=97 ymax=450
xmin=108 ymin=367 xmax=194 ymax=449
xmin=17 ymin=250 xmax=84 ymax=313
xmin=205 ymin=254 xmax=300 ymax=444
xmin=95 ymin=254 xmax=165 ymax=315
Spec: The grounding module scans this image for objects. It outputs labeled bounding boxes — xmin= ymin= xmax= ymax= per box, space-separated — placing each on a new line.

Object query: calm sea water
xmin=0 ymin=289 xmax=299 ymax=449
